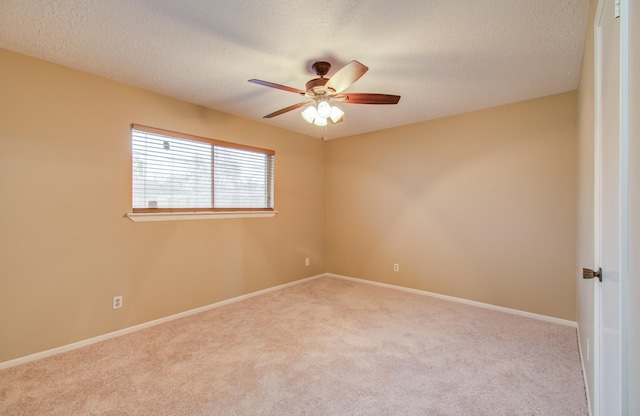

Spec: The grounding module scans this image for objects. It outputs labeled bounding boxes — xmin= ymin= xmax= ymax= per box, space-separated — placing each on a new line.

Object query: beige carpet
xmin=0 ymin=276 xmax=587 ymax=415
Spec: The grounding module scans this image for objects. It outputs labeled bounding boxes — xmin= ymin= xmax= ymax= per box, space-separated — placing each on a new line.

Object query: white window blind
xmin=132 ymin=124 xmax=274 ymax=212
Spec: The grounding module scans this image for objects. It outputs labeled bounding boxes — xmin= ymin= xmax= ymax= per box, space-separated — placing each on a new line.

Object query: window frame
xmin=130 ymin=124 xmax=275 ymax=214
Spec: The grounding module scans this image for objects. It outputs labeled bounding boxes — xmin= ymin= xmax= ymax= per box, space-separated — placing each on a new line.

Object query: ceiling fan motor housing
xmin=306 ymin=61 xmax=335 ymax=97
xmin=312 ymin=61 xmax=331 ymax=77
xmin=306 ymin=77 xmax=332 ymax=96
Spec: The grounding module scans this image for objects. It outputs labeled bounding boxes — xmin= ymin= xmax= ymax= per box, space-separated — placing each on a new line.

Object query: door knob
xmin=582 ymin=267 xmax=602 ymax=282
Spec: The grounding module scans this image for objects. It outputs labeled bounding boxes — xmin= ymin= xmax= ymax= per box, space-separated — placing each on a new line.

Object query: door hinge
xmin=615 ymin=0 xmax=621 ymax=18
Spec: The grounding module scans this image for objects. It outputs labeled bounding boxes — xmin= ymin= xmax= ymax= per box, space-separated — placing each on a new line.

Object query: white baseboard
xmin=0 ymin=274 xmax=324 ymax=370
xmin=327 ymin=273 xmax=578 ymax=328
xmin=1 ymin=272 xmax=578 ymax=370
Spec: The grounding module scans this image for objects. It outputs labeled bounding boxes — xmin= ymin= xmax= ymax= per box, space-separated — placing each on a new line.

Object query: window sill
xmin=126 ymin=211 xmax=278 ymax=222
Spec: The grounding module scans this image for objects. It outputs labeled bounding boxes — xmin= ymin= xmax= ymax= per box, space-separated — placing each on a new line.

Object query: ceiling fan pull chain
xmin=321 ymin=125 xmax=329 ymax=142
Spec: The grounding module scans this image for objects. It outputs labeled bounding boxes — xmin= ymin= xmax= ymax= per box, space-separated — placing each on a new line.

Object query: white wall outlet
xmin=112 ymin=295 xmax=123 ymax=310
xmin=393 ymin=263 xmax=399 ymax=272
xmin=305 ymin=258 xmax=310 ymax=266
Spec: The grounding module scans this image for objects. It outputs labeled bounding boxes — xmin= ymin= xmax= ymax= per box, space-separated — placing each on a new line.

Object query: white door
xmin=594 ymin=0 xmax=628 ymax=414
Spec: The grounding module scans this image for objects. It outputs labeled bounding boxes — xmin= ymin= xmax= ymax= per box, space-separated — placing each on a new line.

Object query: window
xmin=131 ymin=124 xmax=274 ymax=213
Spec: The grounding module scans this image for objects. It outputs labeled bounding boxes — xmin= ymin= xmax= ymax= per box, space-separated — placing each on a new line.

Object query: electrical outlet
xmin=113 ymin=296 xmax=123 ymax=310
xmin=305 ymin=258 xmax=310 ymax=266
xmin=393 ymin=263 xmax=399 ymax=272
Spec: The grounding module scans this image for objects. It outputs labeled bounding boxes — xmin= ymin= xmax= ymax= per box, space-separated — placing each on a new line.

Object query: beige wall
xmin=0 ymin=46 xmax=582 ymax=364
xmin=326 ymin=92 xmax=578 ymax=320
xmin=0 ymin=49 xmax=326 ymax=362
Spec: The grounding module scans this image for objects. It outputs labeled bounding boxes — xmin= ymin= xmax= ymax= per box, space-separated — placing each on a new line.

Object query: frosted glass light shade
xmin=329 ymin=106 xmax=344 ymax=123
xmin=317 ymin=101 xmax=332 ymax=118
xmin=313 ymin=116 xmax=328 ymax=127
xmin=301 ymin=106 xmax=317 ymax=123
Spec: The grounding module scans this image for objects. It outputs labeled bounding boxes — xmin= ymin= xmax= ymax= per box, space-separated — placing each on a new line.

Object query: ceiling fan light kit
xmin=248 ymin=60 xmax=400 ymax=135
xmin=301 ymin=101 xmax=344 ymax=125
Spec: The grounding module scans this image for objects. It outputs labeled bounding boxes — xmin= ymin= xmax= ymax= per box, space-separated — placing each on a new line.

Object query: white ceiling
xmin=0 ymin=0 xmax=589 ymax=139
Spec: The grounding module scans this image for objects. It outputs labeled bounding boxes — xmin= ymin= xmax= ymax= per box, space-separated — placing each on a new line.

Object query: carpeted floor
xmin=0 ymin=276 xmax=588 ymax=415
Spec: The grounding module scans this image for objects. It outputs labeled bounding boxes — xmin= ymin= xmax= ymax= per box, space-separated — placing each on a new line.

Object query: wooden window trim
xmin=132 ymin=124 xmax=275 ymax=155
xmin=131 ymin=124 xmax=275 ymax=215
xmin=132 ymin=207 xmax=275 ymax=213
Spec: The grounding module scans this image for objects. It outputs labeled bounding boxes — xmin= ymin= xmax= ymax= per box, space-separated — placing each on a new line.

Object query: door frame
xmin=593 ymin=0 xmax=630 ymax=414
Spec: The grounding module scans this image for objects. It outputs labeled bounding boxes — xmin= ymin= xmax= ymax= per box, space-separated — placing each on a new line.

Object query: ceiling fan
xmin=248 ymin=60 xmax=401 ymax=127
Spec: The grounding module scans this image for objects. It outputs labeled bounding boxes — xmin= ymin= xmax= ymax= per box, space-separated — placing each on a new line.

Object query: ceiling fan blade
xmin=325 ymin=60 xmax=368 ymax=94
xmin=263 ymin=101 xmax=312 ymax=118
xmin=248 ymin=79 xmax=305 ymax=95
xmin=337 ymin=93 xmax=401 ymax=105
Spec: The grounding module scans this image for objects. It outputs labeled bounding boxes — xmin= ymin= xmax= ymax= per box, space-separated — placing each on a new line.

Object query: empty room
xmin=1 ymin=1 xmax=638 ymax=415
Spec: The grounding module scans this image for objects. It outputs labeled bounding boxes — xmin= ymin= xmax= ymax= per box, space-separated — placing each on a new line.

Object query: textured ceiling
xmin=0 ymin=0 xmax=589 ymax=139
